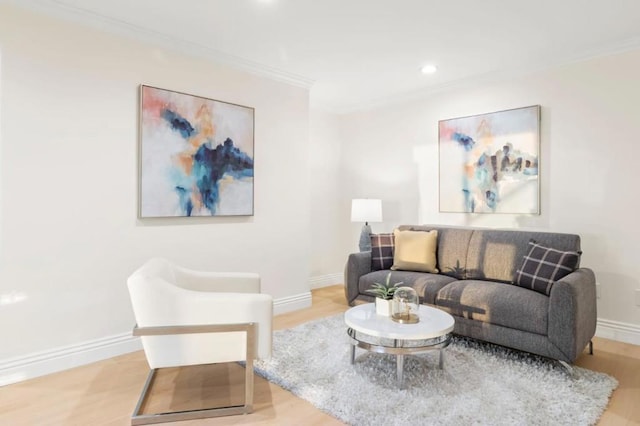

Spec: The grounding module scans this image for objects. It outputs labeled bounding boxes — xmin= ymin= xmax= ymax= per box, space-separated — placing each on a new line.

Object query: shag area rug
xmin=254 ymin=314 xmax=617 ymax=426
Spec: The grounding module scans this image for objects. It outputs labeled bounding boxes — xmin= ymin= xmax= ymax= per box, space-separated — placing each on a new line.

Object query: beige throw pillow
xmin=391 ymin=229 xmax=439 ymax=273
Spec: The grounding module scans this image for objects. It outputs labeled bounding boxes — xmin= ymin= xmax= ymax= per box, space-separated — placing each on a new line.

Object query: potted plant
xmin=366 ymin=272 xmax=403 ymax=316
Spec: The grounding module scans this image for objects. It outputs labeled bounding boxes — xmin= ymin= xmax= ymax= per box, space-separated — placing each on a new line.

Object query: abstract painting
xmin=439 ymin=105 xmax=540 ymax=214
xmin=139 ymin=85 xmax=254 ymax=217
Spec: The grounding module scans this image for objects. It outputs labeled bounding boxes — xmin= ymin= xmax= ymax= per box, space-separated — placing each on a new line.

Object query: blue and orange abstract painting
xmin=439 ymin=106 xmax=540 ymax=214
xmin=140 ymin=85 xmax=254 ymax=217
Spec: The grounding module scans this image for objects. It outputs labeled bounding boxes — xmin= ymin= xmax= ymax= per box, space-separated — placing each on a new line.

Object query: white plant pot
xmin=375 ymin=298 xmax=393 ymax=316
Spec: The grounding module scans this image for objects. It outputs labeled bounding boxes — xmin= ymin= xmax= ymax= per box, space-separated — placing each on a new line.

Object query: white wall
xmin=1 ymin=3 xmax=637 ymax=385
xmin=340 ymin=50 xmax=640 ymax=334
xmin=0 ymin=4 xmax=311 ymax=366
xmin=309 ymin=109 xmax=345 ymax=281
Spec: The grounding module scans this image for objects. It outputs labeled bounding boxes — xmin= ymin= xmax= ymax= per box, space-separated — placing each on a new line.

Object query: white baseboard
xmin=0 ymin=332 xmax=142 ymax=387
xmin=309 ymin=273 xmax=343 ymax=289
xmin=273 ymin=291 xmax=312 ymax=315
xmin=0 ymin=291 xmax=314 ymax=387
xmin=596 ymin=318 xmax=640 ymax=346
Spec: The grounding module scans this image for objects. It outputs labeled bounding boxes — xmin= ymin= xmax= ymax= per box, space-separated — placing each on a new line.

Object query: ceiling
xmin=13 ymin=0 xmax=640 ymax=112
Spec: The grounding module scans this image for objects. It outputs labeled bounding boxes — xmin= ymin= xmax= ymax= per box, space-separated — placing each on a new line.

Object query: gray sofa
xmin=344 ymin=225 xmax=597 ymax=365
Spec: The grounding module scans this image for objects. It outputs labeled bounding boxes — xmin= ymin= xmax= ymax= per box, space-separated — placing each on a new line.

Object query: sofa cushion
xmin=465 ymin=229 xmax=581 ymax=283
xmin=359 ymin=270 xmax=456 ymax=305
xmin=514 ymin=241 xmax=581 ymax=295
xmin=391 ymin=229 xmax=439 ymax=273
xmin=435 ymin=280 xmax=549 ymax=335
xmin=398 ymin=225 xmax=473 ymax=279
xmin=370 ymin=233 xmax=395 ymax=271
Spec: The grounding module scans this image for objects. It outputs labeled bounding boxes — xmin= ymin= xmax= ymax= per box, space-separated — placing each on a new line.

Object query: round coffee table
xmin=344 ymin=303 xmax=455 ymax=388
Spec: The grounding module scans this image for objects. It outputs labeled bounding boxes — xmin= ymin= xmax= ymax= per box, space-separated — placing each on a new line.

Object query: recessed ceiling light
xmin=420 ymin=64 xmax=438 ymax=74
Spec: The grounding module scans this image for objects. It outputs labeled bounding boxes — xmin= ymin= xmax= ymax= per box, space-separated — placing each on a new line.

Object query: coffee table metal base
xmin=347 ymin=328 xmax=451 ymax=388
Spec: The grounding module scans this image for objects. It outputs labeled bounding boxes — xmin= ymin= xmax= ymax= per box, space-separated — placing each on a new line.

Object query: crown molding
xmin=8 ymin=0 xmax=315 ymax=89
xmin=6 ymin=0 xmax=640 ymax=114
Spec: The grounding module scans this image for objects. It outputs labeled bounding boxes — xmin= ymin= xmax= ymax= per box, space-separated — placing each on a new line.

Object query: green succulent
xmin=366 ymin=272 xmax=404 ymax=300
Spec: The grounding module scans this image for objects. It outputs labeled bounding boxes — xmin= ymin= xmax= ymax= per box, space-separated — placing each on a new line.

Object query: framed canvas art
xmin=139 ymin=85 xmax=254 ymax=217
xmin=438 ymin=105 xmax=540 ymax=214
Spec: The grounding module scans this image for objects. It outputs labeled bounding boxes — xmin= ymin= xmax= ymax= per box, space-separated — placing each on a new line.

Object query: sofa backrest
xmin=397 ymin=225 xmax=581 ymax=283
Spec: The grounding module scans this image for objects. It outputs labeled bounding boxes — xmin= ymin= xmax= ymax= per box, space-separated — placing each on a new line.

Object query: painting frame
xmin=438 ymin=105 xmax=541 ymax=214
xmin=138 ymin=85 xmax=255 ymax=218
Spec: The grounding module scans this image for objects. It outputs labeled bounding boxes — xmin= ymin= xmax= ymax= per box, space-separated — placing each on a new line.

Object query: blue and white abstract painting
xmin=439 ymin=106 xmax=540 ymax=214
xmin=140 ymin=85 xmax=254 ymax=217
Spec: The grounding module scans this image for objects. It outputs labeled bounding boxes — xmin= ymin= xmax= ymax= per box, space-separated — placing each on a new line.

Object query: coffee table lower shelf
xmin=347 ymin=328 xmax=452 ymax=388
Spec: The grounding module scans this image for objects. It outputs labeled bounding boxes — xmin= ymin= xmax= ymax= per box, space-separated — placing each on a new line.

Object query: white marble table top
xmin=344 ymin=303 xmax=454 ymax=340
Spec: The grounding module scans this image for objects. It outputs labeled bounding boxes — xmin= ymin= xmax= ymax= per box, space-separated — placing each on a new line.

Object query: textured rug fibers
xmin=254 ymin=314 xmax=617 ymax=426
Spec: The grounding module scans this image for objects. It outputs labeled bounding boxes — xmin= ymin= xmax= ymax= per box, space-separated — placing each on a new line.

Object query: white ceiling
xmin=13 ymin=0 xmax=640 ymax=112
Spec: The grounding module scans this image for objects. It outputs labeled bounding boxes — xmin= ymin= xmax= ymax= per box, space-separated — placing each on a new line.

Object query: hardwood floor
xmin=0 ymin=285 xmax=638 ymax=425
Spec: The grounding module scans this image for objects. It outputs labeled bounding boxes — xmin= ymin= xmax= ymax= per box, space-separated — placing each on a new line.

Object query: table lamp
xmin=351 ymin=199 xmax=382 ymax=252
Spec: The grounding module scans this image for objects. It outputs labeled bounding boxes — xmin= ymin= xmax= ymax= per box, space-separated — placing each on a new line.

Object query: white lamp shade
xmin=351 ymin=199 xmax=382 ymax=223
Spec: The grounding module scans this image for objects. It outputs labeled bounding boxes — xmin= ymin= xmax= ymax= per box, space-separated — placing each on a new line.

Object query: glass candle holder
xmin=391 ymin=286 xmax=420 ymax=324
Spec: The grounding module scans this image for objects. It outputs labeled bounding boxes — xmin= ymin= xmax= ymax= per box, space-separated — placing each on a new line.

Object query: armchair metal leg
xmin=131 ymin=367 xmax=255 ymax=425
xmin=131 ymin=322 xmax=257 ymax=425
xmin=245 ymin=356 xmax=254 ymax=413
xmin=131 ymin=369 xmax=157 ymax=425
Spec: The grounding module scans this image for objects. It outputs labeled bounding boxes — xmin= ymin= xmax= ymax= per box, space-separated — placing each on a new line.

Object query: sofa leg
xmin=558 ymin=360 xmax=574 ymax=375
xmin=558 ymin=360 xmax=574 ymax=376
xmin=589 ymin=340 xmax=593 ymax=355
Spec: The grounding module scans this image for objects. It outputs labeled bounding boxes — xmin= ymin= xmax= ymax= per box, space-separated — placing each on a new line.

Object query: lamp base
xmin=358 ymin=224 xmax=372 ymax=252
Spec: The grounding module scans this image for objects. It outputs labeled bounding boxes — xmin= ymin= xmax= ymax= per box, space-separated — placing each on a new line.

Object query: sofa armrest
xmin=344 ymin=252 xmax=372 ymax=305
xmin=548 ymin=268 xmax=597 ymax=363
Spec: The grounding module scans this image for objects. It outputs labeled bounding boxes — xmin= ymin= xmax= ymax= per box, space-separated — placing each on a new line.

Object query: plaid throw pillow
xmin=515 ymin=241 xmax=581 ymax=295
xmin=370 ymin=233 xmax=395 ymax=271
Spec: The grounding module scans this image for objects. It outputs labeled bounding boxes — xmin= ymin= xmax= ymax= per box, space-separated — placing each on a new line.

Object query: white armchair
xmin=127 ymin=258 xmax=273 ymax=425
